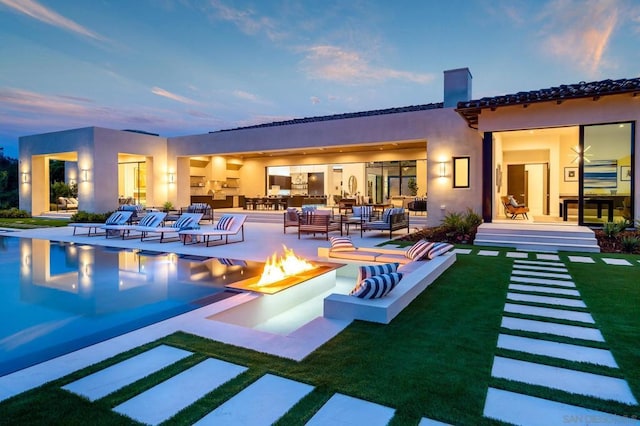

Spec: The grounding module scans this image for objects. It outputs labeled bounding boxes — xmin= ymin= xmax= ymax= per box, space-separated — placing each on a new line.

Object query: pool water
xmin=0 ymin=236 xmax=263 ymax=376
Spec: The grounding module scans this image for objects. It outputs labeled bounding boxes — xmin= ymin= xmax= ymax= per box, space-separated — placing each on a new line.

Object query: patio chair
xmin=283 ymin=208 xmax=300 ymax=233
xmin=69 ymin=210 xmax=133 ymax=236
xmin=139 ymin=212 xmax=203 ymax=242
xmin=179 ymin=214 xmax=248 ymax=246
xmin=501 ymin=196 xmax=529 ymax=219
xmin=103 ymin=211 xmax=167 ymax=239
xmin=182 ymin=203 xmax=213 ymax=223
xmin=298 ymin=210 xmax=342 ymax=240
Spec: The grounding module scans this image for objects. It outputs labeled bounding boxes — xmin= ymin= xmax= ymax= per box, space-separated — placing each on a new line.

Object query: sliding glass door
xmin=580 ymin=123 xmax=633 ymax=225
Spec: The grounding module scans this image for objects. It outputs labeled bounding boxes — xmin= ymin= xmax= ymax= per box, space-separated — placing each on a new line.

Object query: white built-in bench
xmin=317 ymin=247 xmax=456 ymax=324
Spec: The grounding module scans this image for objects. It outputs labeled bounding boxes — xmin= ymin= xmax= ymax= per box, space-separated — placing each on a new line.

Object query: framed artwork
xmin=584 ymin=160 xmax=617 ymax=189
xmin=620 ymin=166 xmax=631 ymax=181
xmin=564 ymin=167 xmax=578 ymax=182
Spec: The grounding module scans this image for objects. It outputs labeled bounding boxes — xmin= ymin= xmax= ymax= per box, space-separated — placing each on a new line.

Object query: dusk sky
xmin=1 ymin=0 xmax=639 ymax=158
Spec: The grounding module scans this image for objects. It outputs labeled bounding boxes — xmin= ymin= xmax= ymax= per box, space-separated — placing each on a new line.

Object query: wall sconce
xmin=439 ymin=162 xmax=446 ymax=178
xmin=168 ymin=172 xmax=175 ymax=184
xmin=81 ymin=169 xmax=89 ymax=182
xmin=21 ymin=172 xmax=30 ymax=184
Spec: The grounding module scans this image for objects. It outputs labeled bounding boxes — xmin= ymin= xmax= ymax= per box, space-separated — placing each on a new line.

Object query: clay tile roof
xmin=211 ymin=102 xmax=443 ymax=133
xmin=456 ymin=77 xmax=640 ymax=128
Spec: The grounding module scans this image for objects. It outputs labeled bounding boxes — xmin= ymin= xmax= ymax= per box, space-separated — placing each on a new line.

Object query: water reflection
xmin=1 ymin=237 xmax=263 ymax=375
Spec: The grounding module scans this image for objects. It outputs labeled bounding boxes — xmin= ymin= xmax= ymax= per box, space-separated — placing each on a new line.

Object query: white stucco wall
xmin=169 ymin=108 xmax=481 ymax=226
xmin=19 ymin=127 xmax=167 ymax=214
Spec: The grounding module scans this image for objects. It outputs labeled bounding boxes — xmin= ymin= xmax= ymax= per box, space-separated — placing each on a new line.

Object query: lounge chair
xmin=102 ymin=211 xmax=167 ymax=239
xmin=501 ymin=196 xmax=529 ymax=219
xmin=298 ymin=210 xmax=342 ymax=240
xmin=139 ymin=212 xmax=203 ymax=242
xmin=179 ymin=214 xmax=247 ymax=246
xmin=283 ymin=208 xmax=300 ymax=233
xmin=360 ymin=208 xmax=409 ymax=238
xmin=69 ymin=211 xmax=133 ymax=236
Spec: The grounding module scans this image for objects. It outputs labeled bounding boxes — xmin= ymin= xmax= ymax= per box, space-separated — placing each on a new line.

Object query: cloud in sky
xmin=151 ymin=87 xmax=200 ymax=105
xmin=208 ymin=0 xmax=284 ymax=41
xmin=538 ymin=0 xmax=619 ymax=76
xmin=0 ymin=0 xmax=108 ymax=41
xmin=310 ymin=96 xmax=320 ymax=105
xmin=300 ymin=45 xmax=434 ymax=84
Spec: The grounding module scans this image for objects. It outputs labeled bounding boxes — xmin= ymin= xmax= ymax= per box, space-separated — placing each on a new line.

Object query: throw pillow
xmin=405 ymin=239 xmax=434 ymax=260
xmin=139 ymin=214 xmax=158 ymax=227
xmin=173 ymin=215 xmax=194 ymax=229
xmin=350 ymin=272 xmax=403 ymax=299
xmin=427 ymin=242 xmax=454 ymax=259
xmin=215 ymin=215 xmax=235 ymax=230
xmin=105 ymin=212 xmax=122 ymax=225
xmin=329 ymin=236 xmax=356 ymax=252
xmin=357 ymin=262 xmax=400 ymax=283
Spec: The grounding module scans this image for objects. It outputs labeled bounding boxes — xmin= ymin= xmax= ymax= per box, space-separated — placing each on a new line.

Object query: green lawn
xmin=1 ymin=250 xmax=638 ymax=425
xmin=0 ymin=217 xmax=69 ymax=229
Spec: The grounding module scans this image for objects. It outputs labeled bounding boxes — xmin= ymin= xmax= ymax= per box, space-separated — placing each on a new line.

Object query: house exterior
xmin=19 ymin=69 xmax=639 ymax=228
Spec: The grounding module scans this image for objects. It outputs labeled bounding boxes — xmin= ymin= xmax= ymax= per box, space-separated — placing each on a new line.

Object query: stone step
xmin=474 ymin=223 xmax=600 ymax=253
xmin=484 ymin=388 xmax=640 ymax=426
xmin=491 ymin=357 xmax=637 ymax=405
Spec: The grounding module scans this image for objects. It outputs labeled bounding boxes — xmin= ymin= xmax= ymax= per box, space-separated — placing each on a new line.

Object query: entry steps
xmin=474 ymin=223 xmax=599 ymax=253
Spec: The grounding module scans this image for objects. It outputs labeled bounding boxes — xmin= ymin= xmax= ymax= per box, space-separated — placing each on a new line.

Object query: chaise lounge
xmin=179 ymin=214 xmax=247 ymax=246
xmin=69 ymin=210 xmax=133 ymax=236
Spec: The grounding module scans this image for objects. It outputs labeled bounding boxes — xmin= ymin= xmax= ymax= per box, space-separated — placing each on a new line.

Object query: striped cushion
xmin=329 ymin=236 xmax=355 ymax=252
xmin=405 ymin=240 xmax=435 ymax=260
xmin=350 ymin=272 xmax=403 ymax=299
xmin=172 ymin=215 xmax=194 ymax=229
xmin=105 ymin=212 xmax=122 ymax=225
xmin=215 ymin=215 xmax=234 ymax=230
xmin=139 ymin=214 xmax=158 ymax=227
xmin=381 ymin=208 xmax=393 ymax=223
xmin=357 ymin=262 xmax=399 ymax=283
xmin=427 ymin=242 xmax=454 ymax=259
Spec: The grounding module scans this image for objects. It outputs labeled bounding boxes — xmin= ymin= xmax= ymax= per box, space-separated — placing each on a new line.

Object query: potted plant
xmin=407 ymin=177 xmax=418 ymax=196
xmin=162 ymin=201 xmax=174 ymax=212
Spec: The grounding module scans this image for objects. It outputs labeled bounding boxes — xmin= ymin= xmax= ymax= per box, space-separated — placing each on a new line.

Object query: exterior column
xmin=482 ymin=132 xmax=493 ymax=223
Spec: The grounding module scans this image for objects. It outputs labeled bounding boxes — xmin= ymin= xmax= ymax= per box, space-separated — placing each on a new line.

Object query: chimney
xmin=443 ymin=68 xmax=472 ymax=108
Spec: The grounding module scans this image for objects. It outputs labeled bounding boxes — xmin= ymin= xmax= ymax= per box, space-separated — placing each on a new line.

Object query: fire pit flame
xmin=257 ymin=245 xmax=316 ymax=286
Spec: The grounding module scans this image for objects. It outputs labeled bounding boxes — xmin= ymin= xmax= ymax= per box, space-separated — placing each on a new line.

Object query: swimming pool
xmin=0 ymin=236 xmax=263 ymax=376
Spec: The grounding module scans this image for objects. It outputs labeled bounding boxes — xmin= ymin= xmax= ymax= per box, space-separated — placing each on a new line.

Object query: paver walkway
xmin=482 ymin=256 xmax=639 ymax=425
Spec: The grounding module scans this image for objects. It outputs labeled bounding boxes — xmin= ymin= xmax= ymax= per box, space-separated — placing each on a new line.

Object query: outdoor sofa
xmin=298 ymin=210 xmax=342 ymax=240
xmin=360 ymin=207 xmax=410 ymax=238
xmin=318 ymin=241 xmax=456 ymax=324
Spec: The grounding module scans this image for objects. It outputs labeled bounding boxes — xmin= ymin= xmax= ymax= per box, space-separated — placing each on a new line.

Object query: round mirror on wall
xmin=348 ymin=175 xmax=357 ymax=194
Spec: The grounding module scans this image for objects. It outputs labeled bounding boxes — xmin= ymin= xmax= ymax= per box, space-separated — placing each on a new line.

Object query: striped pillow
xmin=350 ymin=272 xmax=403 ymax=299
xmin=105 ymin=212 xmax=122 ymax=225
xmin=357 ymin=262 xmax=399 ymax=283
xmin=215 ymin=215 xmax=234 ymax=230
xmin=427 ymin=242 xmax=454 ymax=259
xmin=329 ymin=236 xmax=356 ymax=252
xmin=405 ymin=240 xmax=434 ymax=261
xmin=139 ymin=214 xmax=158 ymax=227
xmin=172 ymin=215 xmax=193 ymax=229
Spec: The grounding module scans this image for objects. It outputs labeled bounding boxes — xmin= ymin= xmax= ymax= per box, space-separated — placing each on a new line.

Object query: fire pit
xmin=226 ymin=246 xmax=341 ymax=295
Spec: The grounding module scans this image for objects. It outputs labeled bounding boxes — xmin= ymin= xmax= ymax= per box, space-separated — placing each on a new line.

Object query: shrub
xmin=620 ymin=236 xmax=640 ymax=253
xmin=441 ymin=208 xmax=483 ymax=243
xmin=70 ymin=210 xmax=113 ymax=223
xmin=602 ymin=220 xmax=628 ymax=238
xmin=0 ymin=208 xmax=30 ymax=218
